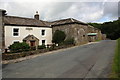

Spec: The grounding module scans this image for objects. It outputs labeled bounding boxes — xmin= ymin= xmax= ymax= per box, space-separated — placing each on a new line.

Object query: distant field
xmin=110 ymin=38 xmax=120 ymax=78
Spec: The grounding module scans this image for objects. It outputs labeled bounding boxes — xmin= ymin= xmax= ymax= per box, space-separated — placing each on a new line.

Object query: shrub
xmin=48 ymin=44 xmax=56 ymax=51
xmin=48 ymin=47 xmax=54 ymax=51
xmin=8 ymin=42 xmax=30 ymax=53
xmin=64 ymin=38 xmax=75 ymax=45
xmin=38 ymin=45 xmax=46 ymax=49
xmin=30 ymin=46 xmax=36 ymax=50
xmin=52 ymin=30 xmax=66 ymax=44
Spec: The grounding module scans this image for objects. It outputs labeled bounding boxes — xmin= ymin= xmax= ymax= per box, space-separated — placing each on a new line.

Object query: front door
xmin=30 ymin=41 xmax=35 ymax=47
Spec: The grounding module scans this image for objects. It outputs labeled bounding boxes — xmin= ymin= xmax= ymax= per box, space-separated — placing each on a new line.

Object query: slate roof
xmin=23 ymin=35 xmax=39 ymax=41
xmin=49 ymin=18 xmax=88 ymax=26
xmin=3 ymin=15 xmax=88 ymax=28
xmin=4 ymin=16 xmax=50 ymax=27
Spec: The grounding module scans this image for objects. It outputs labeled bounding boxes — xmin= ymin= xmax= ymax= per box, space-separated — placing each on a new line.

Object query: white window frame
xmin=12 ymin=27 xmax=20 ymax=37
xmin=12 ymin=40 xmax=20 ymax=44
xmin=41 ymin=39 xmax=46 ymax=45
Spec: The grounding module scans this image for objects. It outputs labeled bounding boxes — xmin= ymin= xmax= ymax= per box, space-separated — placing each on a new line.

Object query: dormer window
xmin=13 ymin=28 xmax=19 ymax=36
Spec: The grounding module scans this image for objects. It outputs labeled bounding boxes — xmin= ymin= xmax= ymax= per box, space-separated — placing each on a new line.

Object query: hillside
xmin=88 ymin=19 xmax=120 ymax=40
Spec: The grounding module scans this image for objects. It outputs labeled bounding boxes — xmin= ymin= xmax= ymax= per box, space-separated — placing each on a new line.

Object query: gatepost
xmin=0 ymin=9 xmax=6 ymax=79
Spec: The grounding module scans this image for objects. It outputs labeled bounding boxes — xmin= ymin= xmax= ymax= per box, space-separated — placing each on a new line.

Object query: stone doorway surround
xmin=23 ymin=35 xmax=39 ymax=47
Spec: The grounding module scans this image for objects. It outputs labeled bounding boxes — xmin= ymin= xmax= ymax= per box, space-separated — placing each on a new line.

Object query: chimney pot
xmin=0 ymin=9 xmax=7 ymax=16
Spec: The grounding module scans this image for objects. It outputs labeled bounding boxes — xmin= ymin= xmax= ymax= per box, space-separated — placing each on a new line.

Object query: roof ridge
xmin=70 ymin=18 xmax=74 ymax=22
xmin=39 ymin=20 xmax=49 ymax=26
xmin=50 ymin=18 xmax=73 ymax=22
xmin=5 ymin=15 xmax=35 ymax=20
xmin=50 ymin=18 xmax=87 ymax=26
xmin=4 ymin=15 xmax=50 ymax=27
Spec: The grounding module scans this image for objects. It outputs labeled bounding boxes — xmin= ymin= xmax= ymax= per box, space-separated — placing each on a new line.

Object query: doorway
xmin=30 ymin=41 xmax=35 ymax=47
xmin=23 ymin=35 xmax=39 ymax=47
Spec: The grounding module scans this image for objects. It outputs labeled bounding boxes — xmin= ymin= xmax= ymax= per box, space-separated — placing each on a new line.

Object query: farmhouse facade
xmin=0 ymin=9 xmax=104 ymax=52
xmin=1 ymin=9 xmax=52 ymax=50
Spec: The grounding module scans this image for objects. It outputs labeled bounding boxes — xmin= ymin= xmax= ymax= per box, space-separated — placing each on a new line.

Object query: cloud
xmin=102 ymin=2 xmax=118 ymax=20
xmin=0 ymin=0 xmax=119 ymax=23
xmin=118 ymin=1 xmax=120 ymax=17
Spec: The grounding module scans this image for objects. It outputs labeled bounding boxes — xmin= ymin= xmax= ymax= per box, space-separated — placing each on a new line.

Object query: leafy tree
xmin=64 ymin=38 xmax=75 ymax=45
xmin=52 ymin=30 xmax=66 ymax=44
xmin=88 ymin=18 xmax=120 ymax=40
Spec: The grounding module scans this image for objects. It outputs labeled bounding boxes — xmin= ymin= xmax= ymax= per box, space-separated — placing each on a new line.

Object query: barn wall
xmin=52 ymin=23 xmax=89 ymax=45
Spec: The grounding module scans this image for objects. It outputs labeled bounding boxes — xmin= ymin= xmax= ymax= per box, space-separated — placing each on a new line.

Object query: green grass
xmin=110 ymin=38 xmax=120 ymax=78
xmin=95 ymin=40 xmax=101 ymax=42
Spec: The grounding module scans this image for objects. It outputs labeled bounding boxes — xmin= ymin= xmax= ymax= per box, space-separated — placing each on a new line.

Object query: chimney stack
xmin=0 ymin=9 xmax=7 ymax=16
xmin=34 ymin=11 xmax=39 ymax=20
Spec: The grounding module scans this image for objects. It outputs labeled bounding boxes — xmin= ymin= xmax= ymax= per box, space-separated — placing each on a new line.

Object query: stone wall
xmin=0 ymin=11 xmax=4 ymax=51
xmin=87 ymin=25 xmax=103 ymax=42
xmin=102 ymin=34 xmax=107 ymax=40
xmin=52 ymin=23 xmax=103 ymax=45
xmin=0 ymin=10 xmax=5 ymax=52
xmin=52 ymin=23 xmax=89 ymax=45
xmin=0 ymin=11 xmax=2 ymax=50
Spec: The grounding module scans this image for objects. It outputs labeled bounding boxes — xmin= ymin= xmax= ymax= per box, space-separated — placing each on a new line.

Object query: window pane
xmin=13 ymin=28 xmax=19 ymax=36
xmin=13 ymin=33 xmax=18 ymax=36
xmin=14 ymin=28 xmax=19 ymax=32
xmin=42 ymin=40 xmax=45 ymax=45
xmin=14 ymin=41 xmax=19 ymax=44
xmin=42 ymin=30 xmax=45 ymax=36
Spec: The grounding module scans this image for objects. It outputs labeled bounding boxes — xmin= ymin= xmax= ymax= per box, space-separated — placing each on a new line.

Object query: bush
xmin=48 ymin=47 xmax=54 ymax=51
xmin=48 ymin=44 xmax=56 ymax=51
xmin=30 ymin=46 xmax=36 ymax=50
xmin=8 ymin=42 xmax=30 ymax=53
xmin=38 ymin=45 xmax=46 ymax=49
xmin=64 ymin=38 xmax=75 ymax=45
xmin=52 ymin=30 xmax=66 ymax=44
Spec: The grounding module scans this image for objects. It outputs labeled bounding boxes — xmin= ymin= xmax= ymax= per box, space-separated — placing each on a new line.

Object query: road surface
xmin=2 ymin=40 xmax=116 ymax=78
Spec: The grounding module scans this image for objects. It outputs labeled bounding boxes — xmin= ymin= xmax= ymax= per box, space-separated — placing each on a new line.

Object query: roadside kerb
xmin=2 ymin=42 xmax=100 ymax=64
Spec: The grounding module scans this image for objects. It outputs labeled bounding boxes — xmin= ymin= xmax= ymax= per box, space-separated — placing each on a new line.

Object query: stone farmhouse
xmin=0 ymin=9 xmax=104 ymax=52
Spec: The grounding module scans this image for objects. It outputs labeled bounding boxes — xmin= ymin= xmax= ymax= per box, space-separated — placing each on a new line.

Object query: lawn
xmin=110 ymin=38 xmax=120 ymax=78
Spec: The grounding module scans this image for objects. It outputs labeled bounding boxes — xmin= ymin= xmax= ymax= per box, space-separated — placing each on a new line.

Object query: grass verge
xmin=110 ymin=38 xmax=120 ymax=78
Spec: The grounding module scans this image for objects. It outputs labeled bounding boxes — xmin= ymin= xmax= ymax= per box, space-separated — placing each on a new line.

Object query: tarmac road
xmin=2 ymin=40 xmax=116 ymax=78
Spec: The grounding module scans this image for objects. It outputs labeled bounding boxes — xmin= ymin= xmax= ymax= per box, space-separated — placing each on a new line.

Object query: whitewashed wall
xmin=5 ymin=25 xmax=52 ymax=48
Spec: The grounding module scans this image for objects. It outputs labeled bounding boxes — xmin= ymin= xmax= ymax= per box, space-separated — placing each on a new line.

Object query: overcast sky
xmin=0 ymin=0 xmax=119 ymax=23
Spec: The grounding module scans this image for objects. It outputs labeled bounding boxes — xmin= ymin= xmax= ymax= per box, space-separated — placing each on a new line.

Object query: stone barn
xmin=49 ymin=18 xmax=89 ymax=45
xmin=49 ymin=18 xmax=103 ymax=45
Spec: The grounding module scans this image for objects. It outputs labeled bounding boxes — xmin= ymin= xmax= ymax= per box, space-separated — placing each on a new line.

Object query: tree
xmin=52 ymin=30 xmax=66 ymax=44
xmin=64 ymin=38 xmax=75 ymax=45
xmin=88 ymin=19 xmax=120 ymax=40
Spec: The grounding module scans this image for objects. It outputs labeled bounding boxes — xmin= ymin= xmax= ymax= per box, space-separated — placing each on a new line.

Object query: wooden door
xmin=30 ymin=41 xmax=35 ymax=47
